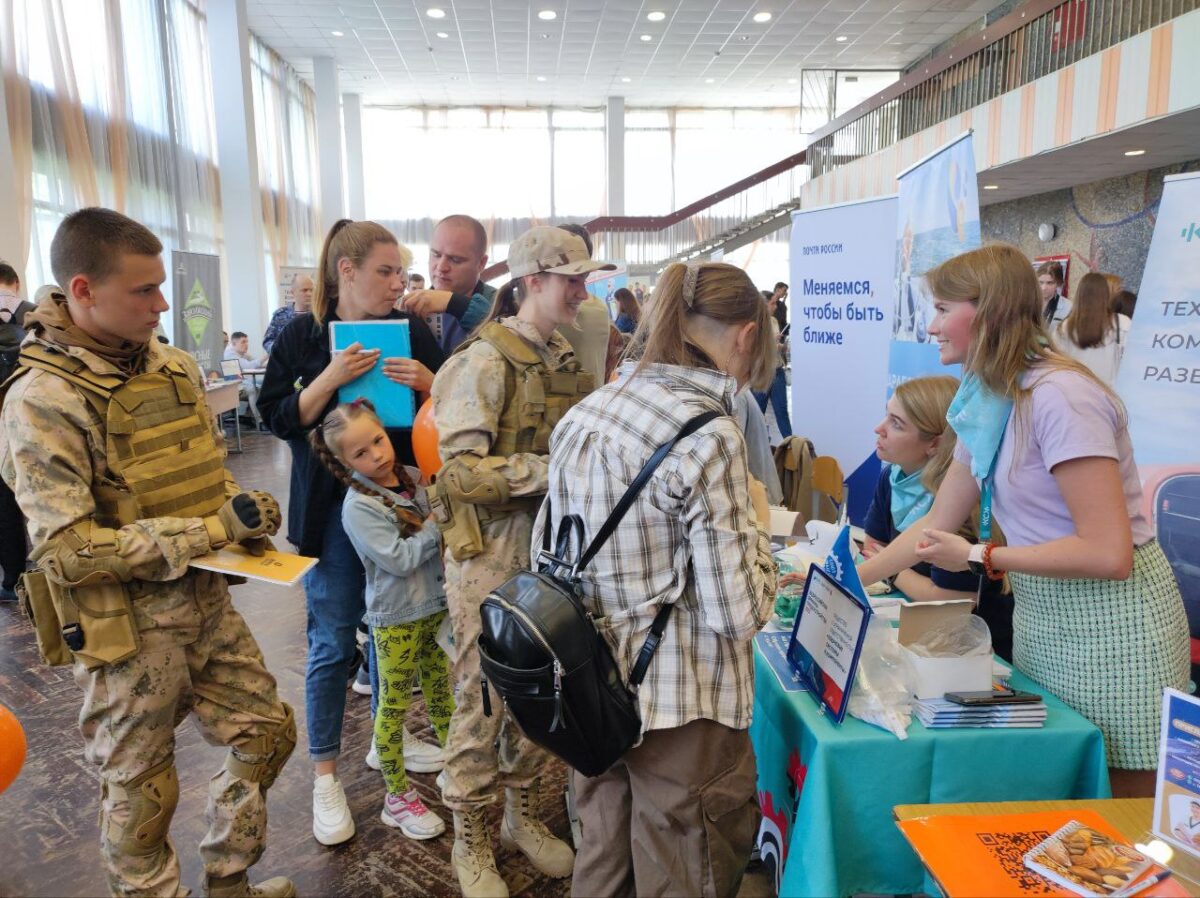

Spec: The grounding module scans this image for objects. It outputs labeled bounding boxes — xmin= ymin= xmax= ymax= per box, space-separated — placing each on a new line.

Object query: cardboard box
xmin=897 ymin=599 xmax=993 ymax=699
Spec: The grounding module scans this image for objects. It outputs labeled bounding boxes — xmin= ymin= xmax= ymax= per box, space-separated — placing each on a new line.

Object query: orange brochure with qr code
xmin=897 ymin=810 xmax=1187 ymax=897
xmin=188 ymin=545 xmax=317 ymax=587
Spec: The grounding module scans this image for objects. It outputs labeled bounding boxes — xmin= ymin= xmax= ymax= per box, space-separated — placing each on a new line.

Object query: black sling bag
xmin=476 ymin=410 xmax=721 ymax=777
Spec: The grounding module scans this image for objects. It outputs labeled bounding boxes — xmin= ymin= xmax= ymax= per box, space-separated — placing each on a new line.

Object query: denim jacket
xmin=341 ymin=467 xmax=447 ymax=627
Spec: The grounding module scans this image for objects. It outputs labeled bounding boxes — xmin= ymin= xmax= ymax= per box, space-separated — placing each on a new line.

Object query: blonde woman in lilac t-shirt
xmin=859 ymin=244 xmax=1188 ymax=798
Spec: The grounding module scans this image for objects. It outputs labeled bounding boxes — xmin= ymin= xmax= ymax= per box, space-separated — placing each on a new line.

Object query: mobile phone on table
xmin=944 ymin=689 xmax=1042 ymax=706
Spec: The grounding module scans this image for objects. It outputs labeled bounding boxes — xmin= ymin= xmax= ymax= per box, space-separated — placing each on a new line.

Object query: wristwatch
xmin=966 ymin=543 xmax=986 ymax=576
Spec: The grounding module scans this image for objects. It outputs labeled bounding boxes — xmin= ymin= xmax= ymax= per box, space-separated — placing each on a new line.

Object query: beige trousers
xmin=571 ymin=718 xmax=759 ymax=898
xmin=440 ymin=512 xmax=555 ymax=811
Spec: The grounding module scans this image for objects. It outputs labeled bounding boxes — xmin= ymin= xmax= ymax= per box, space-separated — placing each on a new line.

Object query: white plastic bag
xmin=848 ymin=617 xmax=917 ymax=740
xmin=906 ymin=615 xmax=992 ymax=658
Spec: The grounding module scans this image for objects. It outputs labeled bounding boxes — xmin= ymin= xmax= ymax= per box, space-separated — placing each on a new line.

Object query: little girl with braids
xmin=311 ymin=398 xmax=454 ymax=840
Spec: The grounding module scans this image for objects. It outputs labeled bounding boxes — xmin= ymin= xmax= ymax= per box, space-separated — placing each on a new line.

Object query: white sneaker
xmin=381 ymin=790 xmax=446 ymax=840
xmin=366 ymin=744 xmax=380 ymax=771
xmin=312 ymin=773 xmax=355 ymax=846
xmin=403 ymin=728 xmax=445 ymax=773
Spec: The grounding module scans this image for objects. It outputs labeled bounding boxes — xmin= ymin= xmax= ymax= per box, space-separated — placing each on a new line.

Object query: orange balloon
xmin=412 ymin=397 xmax=442 ymax=479
xmin=0 ymin=703 xmax=26 ymax=794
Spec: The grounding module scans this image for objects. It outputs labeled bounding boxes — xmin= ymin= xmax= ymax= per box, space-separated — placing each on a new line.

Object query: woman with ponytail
xmin=257 ymin=219 xmax=445 ymax=846
xmin=541 ymin=260 xmax=778 ymax=896
xmin=859 ymin=243 xmax=1188 ymax=796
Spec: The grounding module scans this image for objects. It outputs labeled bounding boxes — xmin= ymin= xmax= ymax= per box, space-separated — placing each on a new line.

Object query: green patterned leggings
xmin=372 ymin=611 xmax=455 ymax=796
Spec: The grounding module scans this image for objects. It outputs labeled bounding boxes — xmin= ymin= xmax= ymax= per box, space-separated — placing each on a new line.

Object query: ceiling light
xmin=538 ymin=9 xmax=557 ymax=20
xmin=835 ymin=34 xmax=848 ymax=41
xmin=647 ymin=11 xmax=666 ymax=21
xmin=1124 ymin=149 xmax=1146 ymax=156
xmin=331 ymin=30 xmax=344 ymax=37
xmin=620 ymin=76 xmax=632 ymax=83
xmin=738 ymin=35 xmax=750 ymax=40
xmin=540 ymin=32 xmax=551 ymax=38
xmin=787 ymin=77 xmax=797 ymax=84
xmin=536 ymin=75 xmax=547 ymax=81
xmin=640 ymin=33 xmax=653 ymax=41
xmin=753 ymin=11 xmax=772 ymax=23
xmin=426 ymin=7 xmax=446 ymax=18
xmin=436 ymin=31 xmax=448 ymax=38
xmin=983 ymin=184 xmax=999 ymax=190
xmin=705 ymin=77 xmax=715 ymax=84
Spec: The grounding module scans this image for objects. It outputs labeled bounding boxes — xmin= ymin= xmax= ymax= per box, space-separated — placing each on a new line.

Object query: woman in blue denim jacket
xmin=312 ymin=398 xmax=454 ymax=842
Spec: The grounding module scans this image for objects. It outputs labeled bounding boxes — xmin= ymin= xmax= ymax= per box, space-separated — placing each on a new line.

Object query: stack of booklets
xmin=915 ymin=697 xmax=1048 ymax=729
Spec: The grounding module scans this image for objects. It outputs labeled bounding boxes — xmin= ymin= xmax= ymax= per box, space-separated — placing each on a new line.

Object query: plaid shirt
xmin=535 ymin=362 xmax=776 ymax=734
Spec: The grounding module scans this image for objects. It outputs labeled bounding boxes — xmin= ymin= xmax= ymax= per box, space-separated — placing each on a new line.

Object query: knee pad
xmin=225 ymin=702 xmax=296 ymax=790
xmin=104 ymin=758 xmax=179 ymax=858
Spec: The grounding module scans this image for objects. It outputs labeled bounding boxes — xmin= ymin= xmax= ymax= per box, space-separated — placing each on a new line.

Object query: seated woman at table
xmin=857 ymin=243 xmax=1189 ymax=798
xmin=861 ymin=375 xmax=1014 ymax=661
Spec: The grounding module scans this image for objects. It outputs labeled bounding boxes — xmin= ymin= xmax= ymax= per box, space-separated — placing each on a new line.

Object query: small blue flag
xmin=823 ymin=525 xmax=867 ymax=602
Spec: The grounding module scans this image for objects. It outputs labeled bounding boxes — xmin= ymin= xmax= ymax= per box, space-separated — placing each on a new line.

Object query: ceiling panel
xmin=245 ymin=0 xmax=1001 ymax=107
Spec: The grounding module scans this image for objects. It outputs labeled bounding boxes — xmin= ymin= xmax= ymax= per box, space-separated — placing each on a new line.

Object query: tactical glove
xmin=205 ymin=492 xmax=281 ymax=549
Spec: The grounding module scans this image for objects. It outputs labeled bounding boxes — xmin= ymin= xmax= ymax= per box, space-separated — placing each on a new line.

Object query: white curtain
xmin=2 ymin=0 xmax=221 ymax=319
xmin=251 ymin=33 xmax=320 ymax=308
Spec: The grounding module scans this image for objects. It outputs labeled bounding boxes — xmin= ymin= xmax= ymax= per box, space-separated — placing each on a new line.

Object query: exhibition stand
xmin=750 ymin=645 xmax=1110 ymax=897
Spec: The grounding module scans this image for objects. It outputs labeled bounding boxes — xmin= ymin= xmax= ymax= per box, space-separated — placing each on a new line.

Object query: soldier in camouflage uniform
xmin=429 ymin=227 xmax=614 ymax=898
xmin=0 ymin=209 xmax=295 ymax=898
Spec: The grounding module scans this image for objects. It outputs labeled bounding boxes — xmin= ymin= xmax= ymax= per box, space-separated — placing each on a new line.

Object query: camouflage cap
xmin=506 ymin=227 xmax=617 ymax=278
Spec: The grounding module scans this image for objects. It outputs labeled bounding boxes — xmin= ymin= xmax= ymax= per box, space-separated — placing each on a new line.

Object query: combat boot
xmin=452 ymin=808 xmax=508 ymax=898
xmin=499 ymin=783 xmax=574 ymax=879
xmin=202 ymin=872 xmax=296 ymax=898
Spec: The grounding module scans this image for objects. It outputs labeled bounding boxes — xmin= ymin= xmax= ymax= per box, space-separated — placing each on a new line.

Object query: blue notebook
xmin=328 ymin=320 xmax=414 ymax=428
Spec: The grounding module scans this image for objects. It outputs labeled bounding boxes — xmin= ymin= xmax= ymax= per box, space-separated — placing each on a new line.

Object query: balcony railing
xmin=482 ymin=0 xmax=1197 ymax=279
xmin=807 ymin=0 xmax=1199 ymax=178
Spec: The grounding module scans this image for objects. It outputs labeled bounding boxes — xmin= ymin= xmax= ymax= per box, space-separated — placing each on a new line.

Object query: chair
xmin=774 ymin=437 xmax=842 ymax=527
xmin=810 ymin=455 xmax=846 ymax=525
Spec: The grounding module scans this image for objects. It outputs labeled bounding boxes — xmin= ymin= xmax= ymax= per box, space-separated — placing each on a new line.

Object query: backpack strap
xmin=582 ymin=409 xmax=722 ymax=687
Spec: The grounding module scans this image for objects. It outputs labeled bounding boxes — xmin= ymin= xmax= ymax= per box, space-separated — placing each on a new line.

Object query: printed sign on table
xmin=1154 ymin=688 xmax=1200 ymax=860
xmin=786 ymin=563 xmax=872 ymax=724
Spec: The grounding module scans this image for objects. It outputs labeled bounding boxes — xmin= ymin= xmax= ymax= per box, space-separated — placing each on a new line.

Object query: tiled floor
xmin=0 ymin=429 xmax=771 ymax=898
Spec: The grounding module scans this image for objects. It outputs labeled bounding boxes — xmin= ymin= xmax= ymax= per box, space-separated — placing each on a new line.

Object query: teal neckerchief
xmin=946 ymin=372 xmax=1014 ymax=480
xmin=888 ymin=464 xmax=934 ymax=532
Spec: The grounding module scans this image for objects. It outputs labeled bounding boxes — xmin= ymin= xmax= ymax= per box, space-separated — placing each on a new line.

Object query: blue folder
xmin=328 ymin=320 xmax=414 ymax=428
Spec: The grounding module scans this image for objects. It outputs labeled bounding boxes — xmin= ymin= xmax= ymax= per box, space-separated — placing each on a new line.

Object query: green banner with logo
xmin=171 ymin=251 xmax=224 ymax=377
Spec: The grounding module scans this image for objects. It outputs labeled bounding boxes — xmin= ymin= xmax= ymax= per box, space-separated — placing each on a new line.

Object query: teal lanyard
xmin=979 ymin=456 xmax=998 ymax=543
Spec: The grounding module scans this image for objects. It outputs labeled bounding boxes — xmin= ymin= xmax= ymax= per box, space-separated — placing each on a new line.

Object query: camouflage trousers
xmin=441 ymin=512 xmax=553 ymax=812
xmin=73 ymin=575 xmax=290 ymax=898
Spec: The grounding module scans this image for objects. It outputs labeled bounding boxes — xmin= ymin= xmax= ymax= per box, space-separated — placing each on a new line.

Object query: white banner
xmin=1115 ymin=171 xmax=1200 ymax=633
xmin=790 ymin=195 xmax=897 ymax=523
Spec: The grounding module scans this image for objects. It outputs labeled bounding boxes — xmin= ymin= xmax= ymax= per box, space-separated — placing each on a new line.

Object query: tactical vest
xmin=474 ymin=322 xmax=594 ymax=458
xmin=9 ymin=343 xmax=228 ymax=528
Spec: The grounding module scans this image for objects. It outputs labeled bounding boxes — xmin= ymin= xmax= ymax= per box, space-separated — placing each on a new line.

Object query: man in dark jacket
xmin=0 ymin=263 xmax=33 ymax=599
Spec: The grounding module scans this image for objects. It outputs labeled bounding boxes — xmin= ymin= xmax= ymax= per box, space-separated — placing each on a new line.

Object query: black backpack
xmin=477 ymin=410 xmax=720 ymax=777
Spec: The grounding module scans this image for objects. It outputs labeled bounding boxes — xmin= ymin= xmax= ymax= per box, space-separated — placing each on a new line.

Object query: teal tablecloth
xmin=750 ymin=642 xmax=1112 ymax=897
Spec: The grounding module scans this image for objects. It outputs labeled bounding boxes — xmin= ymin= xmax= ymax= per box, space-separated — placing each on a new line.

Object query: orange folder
xmin=897 ymin=809 xmax=1187 ymax=897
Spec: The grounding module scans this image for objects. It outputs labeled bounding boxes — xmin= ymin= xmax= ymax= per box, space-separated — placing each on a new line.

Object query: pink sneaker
xmin=381 ymin=790 xmax=446 ymax=840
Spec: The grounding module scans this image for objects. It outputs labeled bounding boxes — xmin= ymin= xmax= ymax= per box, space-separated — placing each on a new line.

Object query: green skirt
xmin=1009 ymin=540 xmax=1189 ymax=770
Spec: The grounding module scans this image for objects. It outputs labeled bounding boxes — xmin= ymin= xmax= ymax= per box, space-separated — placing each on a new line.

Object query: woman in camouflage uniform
xmin=430 ymin=227 xmax=613 ymax=898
